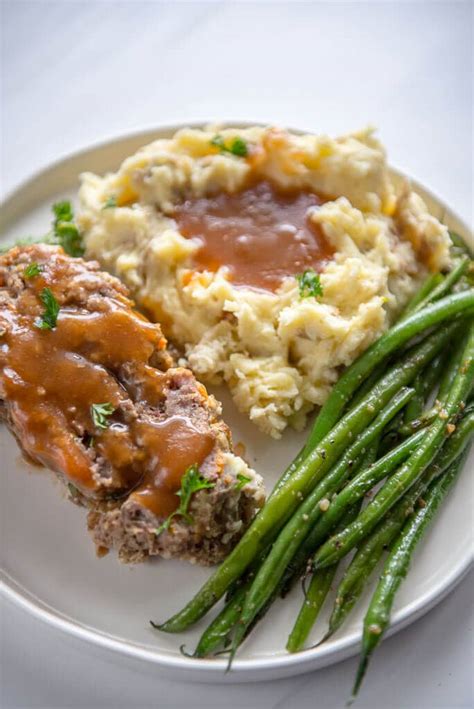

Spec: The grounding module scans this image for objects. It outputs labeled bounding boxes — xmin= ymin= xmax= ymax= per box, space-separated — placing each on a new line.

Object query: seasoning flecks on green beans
xmin=352 ymin=446 xmax=470 ymax=697
xmin=312 ymin=323 xmax=474 ymax=572
xmin=321 ymin=406 xmax=474 ymax=644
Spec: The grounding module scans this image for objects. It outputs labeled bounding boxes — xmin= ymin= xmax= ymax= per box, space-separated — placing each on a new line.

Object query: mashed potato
xmin=78 ymin=126 xmax=451 ymax=437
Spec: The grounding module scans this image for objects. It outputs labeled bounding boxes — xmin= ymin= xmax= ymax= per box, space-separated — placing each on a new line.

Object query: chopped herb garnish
xmin=228 ymin=137 xmax=248 ymax=157
xmin=53 ymin=201 xmax=74 ymax=223
xmin=24 ymin=262 xmax=42 ymax=279
xmin=235 ymin=473 xmax=252 ymax=490
xmin=52 ymin=201 xmax=85 ymax=257
xmin=35 ymin=287 xmax=60 ymax=330
xmin=296 ymin=269 xmax=323 ymax=299
xmin=156 ymin=464 xmax=215 ymax=535
xmin=211 ymin=134 xmax=248 ymax=157
xmin=91 ymin=402 xmax=115 ymax=429
xmin=1 ymin=202 xmax=85 ymax=257
xmin=102 ymin=196 xmax=117 ymax=210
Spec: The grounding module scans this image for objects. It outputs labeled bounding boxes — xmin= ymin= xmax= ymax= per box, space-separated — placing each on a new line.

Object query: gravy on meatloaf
xmin=0 ymin=249 xmax=214 ymax=517
xmin=173 ymin=180 xmax=333 ymax=292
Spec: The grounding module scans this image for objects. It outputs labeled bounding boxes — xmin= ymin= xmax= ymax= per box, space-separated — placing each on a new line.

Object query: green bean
xmin=411 ymin=257 xmax=470 ymax=313
xmin=191 ymin=584 xmax=249 ymax=658
xmin=324 ymin=576 xmax=367 ymax=644
xmin=352 ymin=447 xmax=469 ymax=697
xmin=337 ymin=418 xmax=473 ymax=635
xmin=307 ymin=291 xmax=474 ymax=447
xmin=280 ymin=429 xmax=426 ymax=596
xmin=449 ymin=230 xmax=473 ymax=259
xmin=401 ymin=273 xmax=444 ymax=318
xmin=313 ymin=322 xmax=474 ymax=570
xmin=397 ymin=409 xmax=437 ymax=437
xmin=194 ymin=545 xmax=273 ymax=656
xmin=401 ymin=353 xmax=446 ymax=430
xmin=305 ymin=429 xmax=426 ymax=548
xmin=418 ymin=352 xmax=446 ymax=401
xmin=399 ymin=337 xmax=472 ymax=438
xmin=401 ymin=273 xmax=444 ymax=317
xmin=287 ymin=566 xmax=336 ymax=654
xmin=156 ymin=323 xmax=459 ymax=634
xmin=228 ymin=390 xmax=414 ymax=653
xmin=323 ymin=410 xmax=474 ymax=642
xmin=402 ymin=374 xmax=424 ymax=427
xmin=280 ymin=450 xmax=371 ymax=601
xmin=380 ymin=354 xmax=445 ymax=452
xmin=286 ymin=443 xmax=379 ymax=654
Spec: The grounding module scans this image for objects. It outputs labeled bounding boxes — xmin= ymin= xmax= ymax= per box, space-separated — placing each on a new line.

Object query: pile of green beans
xmin=312 ymin=324 xmax=474 ymax=572
xmin=304 ymin=397 xmax=474 ymax=647
xmin=154 ymin=233 xmax=473 ymax=695
xmin=352 ymin=445 xmax=470 ymax=697
xmin=285 ymin=440 xmax=380 ymax=654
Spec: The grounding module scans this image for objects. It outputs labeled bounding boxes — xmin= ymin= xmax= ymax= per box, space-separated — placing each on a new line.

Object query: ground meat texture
xmin=0 ymin=245 xmax=265 ymax=565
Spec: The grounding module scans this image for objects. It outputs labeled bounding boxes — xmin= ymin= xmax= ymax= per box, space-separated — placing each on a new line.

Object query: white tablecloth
xmin=1 ymin=2 xmax=472 ymax=707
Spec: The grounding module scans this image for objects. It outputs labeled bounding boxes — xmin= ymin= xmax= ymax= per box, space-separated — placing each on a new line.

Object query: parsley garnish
xmin=102 ymin=196 xmax=117 ymax=210
xmin=91 ymin=403 xmax=115 ymax=429
xmin=235 ymin=473 xmax=252 ymax=490
xmin=0 ymin=202 xmax=85 ymax=257
xmin=24 ymin=262 xmax=42 ymax=279
xmin=296 ymin=269 xmax=323 ymax=299
xmin=53 ymin=201 xmax=74 ymax=223
xmin=156 ymin=464 xmax=215 ymax=536
xmin=52 ymin=201 xmax=85 ymax=257
xmin=35 ymin=288 xmax=60 ymax=330
xmin=210 ymin=134 xmax=248 ymax=157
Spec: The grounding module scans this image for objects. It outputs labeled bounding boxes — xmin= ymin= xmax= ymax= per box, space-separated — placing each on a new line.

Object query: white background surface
xmin=1 ymin=1 xmax=472 ymax=708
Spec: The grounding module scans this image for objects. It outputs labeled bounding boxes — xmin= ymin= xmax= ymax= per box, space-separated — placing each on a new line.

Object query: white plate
xmin=0 ymin=125 xmax=472 ymax=682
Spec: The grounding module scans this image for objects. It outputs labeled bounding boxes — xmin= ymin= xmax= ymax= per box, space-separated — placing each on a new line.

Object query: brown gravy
xmin=174 ymin=180 xmax=333 ymax=292
xmin=0 ymin=250 xmax=216 ymax=519
xmin=130 ymin=417 xmax=215 ymax=517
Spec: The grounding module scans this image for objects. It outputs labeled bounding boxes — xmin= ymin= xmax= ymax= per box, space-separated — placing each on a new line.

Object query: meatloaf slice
xmin=0 ymin=245 xmax=264 ymax=565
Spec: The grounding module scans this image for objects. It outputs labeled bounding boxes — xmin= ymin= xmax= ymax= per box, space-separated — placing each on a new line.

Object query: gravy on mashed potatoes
xmin=78 ymin=126 xmax=451 ymax=437
xmin=173 ymin=180 xmax=333 ymax=292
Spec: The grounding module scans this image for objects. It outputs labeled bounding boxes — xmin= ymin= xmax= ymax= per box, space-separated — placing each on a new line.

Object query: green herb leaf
xmin=0 ymin=202 xmax=84 ymax=256
xmin=53 ymin=201 xmax=74 ymax=223
xmin=296 ymin=269 xmax=323 ymax=299
xmin=156 ymin=464 xmax=215 ymax=535
xmin=24 ymin=262 xmax=42 ymax=279
xmin=210 ymin=134 xmax=248 ymax=157
xmin=52 ymin=201 xmax=85 ymax=257
xmin=229 ymin=138 xmax=248 ymax=157
xmin=235 ymin=473 xmax=252 ymax=490
xmin=91 ymin=402 xmax=115 ymax=429
xmin=102 ymin=196 xmax=117 ymax=210
xmin=35 ymin=287 xmax=60 ymax=330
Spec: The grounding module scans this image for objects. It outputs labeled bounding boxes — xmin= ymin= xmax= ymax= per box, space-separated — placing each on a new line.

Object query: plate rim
xmin=1 ymin=123 xmax=472 ymax=681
